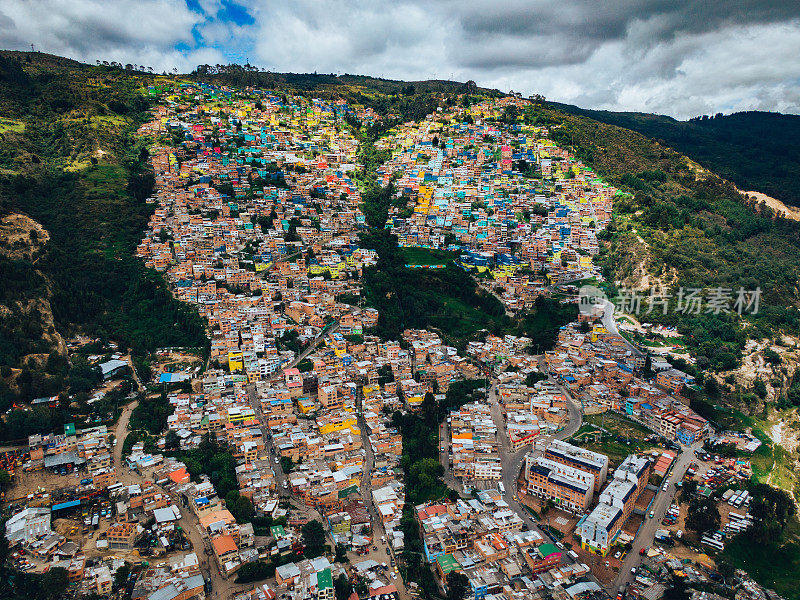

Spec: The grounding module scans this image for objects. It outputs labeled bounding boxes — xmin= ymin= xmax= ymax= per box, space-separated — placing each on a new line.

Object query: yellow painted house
xmin=298 ymin=398 xmax=317 ymax=414
xmin=228 ymin=351 xmax=244 ymax=372
xmin=318 ymin=415 xmax=360 ymax=436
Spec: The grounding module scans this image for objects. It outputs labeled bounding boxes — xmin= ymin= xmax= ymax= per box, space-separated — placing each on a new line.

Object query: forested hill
xmin=0 ymin=51 xmax=207 ymax=408
xmin=549 ymin=102 xmax=800 ymax=208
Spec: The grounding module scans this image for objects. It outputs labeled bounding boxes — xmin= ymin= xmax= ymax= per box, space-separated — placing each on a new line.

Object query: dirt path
xmin=113 ymin=398 xmax=138 ymax=467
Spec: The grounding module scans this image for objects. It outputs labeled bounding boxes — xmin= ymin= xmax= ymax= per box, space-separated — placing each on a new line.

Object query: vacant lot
xmin=571 ymin=411 xmax=657 ymax=465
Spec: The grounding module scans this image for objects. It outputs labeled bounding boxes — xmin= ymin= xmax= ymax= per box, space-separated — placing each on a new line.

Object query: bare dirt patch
xmin=741 ymin=190 xmax=800 ymax=221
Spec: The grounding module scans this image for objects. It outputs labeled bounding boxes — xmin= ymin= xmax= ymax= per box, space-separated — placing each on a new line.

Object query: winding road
xmin=436 ymin=296 xmax=702 ymax=595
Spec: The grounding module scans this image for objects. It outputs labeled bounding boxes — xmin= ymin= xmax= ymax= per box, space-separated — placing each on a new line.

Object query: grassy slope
xmin=572 ymin=412 xmax=657 ymax=465
xmin=724 ymin=536 xmax=800 ymax=600
xmin=400 ymin=246 xmax=456 ymax=265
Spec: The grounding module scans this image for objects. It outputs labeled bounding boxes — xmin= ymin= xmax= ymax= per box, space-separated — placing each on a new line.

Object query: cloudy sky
xmin=1 ymin=0 xmax=799 ymax=119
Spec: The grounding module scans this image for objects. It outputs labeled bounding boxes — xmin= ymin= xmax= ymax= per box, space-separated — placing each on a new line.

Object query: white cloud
xmin=0 ymin=0 xmax=232 ymax=71
xmin=0 ymin=0 xmax=798 ymax=117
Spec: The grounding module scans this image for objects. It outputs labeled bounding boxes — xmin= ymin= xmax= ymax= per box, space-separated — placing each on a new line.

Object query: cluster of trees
xmin=234 ymin=520 xmax=328 ymax=583
xmin=301 ymin=520 xmax=327 ymax=558
xmin=748 ymin=483 xmax=796 ymax=543
xmin=518 ymin=296 xmax=578 ymax=351
xmin=685 ymin=496 xmax=720 ymax=537
xmin=170 ymin=433 xmax=239 ymax=499
xmin=392 ymin=392 xmax=447 ymax=504
xmin=525 ymin=371 xmax=548 ymax=387
xmin=552 ymin=103 xmax=800 ymax=208
xmin=360 ymin=227 xmax=510 ymax=346
xmin=234 ymin=554 xmax=295 ymax=583
xmin=129 ymin=392 xmax=173 ymax=435
xmin=446 ymin=571 xmax=471 ymax=600
xmin=392 ymin=383 xmax=487 ymax=597
xmin=334 ymin=573 xmax=353 ymax=600
xmin=0 ymin=404 xmax=74 ymax=442
xmin=224 ymin=490 xmax=255 ymax=523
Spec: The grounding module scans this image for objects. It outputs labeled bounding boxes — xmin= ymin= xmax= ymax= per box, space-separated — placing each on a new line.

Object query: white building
xmin=5 ymin=507 xmax=52 ymax=545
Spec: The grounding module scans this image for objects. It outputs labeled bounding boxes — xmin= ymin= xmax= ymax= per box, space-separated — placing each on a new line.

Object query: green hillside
xmin=1 ymin=50 xmax=799 ymax=408
xmin=550 ymin=102 xmax=800 ymax=207
xmin=0 ymin=52 xmax=207 ymax=408
xmin=525 ymin=103 xmax=800 ymax=372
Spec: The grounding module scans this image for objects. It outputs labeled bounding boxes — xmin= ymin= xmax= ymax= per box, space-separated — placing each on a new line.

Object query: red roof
xmin=417 ymin=504 xmax=447 ymax=520
xmin=169 ymin=468 xmax=189 ymax=483
xmin=368 ymin=584 xmax=398 ymax=597
xmin=212 ymin=534 xmax=238 ymax=556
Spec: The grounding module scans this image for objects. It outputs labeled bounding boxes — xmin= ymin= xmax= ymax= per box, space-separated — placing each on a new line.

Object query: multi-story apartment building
xmin=578 ymin=454 xmax=651 ymax=556
xmin=539 ymin=439 xmax=608 ymax=492
xmin=524 ymin=456 xmax=595 ymax=512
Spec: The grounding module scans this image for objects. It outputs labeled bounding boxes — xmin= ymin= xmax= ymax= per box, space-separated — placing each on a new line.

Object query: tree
xmin=165 ymin=430 xmax=180 ymax=451
xmin=302 ymin=519 xmax=326 ymax=558
xmin=663 ymin=576 xmax=690 ymax=600
xmin=235 ymin=561 xmax=274 ymax=583
xmin=749 ymin=483 xmax=796 ymax=542
xmin=686 ymin=497 xmax=720 ymax=537
xmin=409 ymin=457 xmax=444 ymax=499
xmin=680 ymin=478 xmax=698 ymax=502
xmin=525 ymin=371 xmax=547 ymax=387
xmin=446 ymin=571 xmax=470 ymax=600
xmin=114 ymin=562 xmax=131 ymax=587
xmin=36 ymin=567 xmax=69 ymax=600
xmin=0 ymin=470 xmax=10 ymax=493
xmin=335 ymin=543 xmax=349 ymax=563
xmin=225 ymin=490 xmax=255 ymax=523
xmin=717 ymin=559 xmax=735 ymax=582
xmin=334 ymin=573 xmax=353 ymax=600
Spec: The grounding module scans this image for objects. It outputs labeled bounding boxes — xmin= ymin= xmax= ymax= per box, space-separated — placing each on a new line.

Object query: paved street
xmin=610 ymin=442 xmax=700 ymax=592
xmin=355 ymin=394 xmax=411 ymax=599
xmin=438 ymin=379 xmax=586 ymax=570
xmin=433 ymin=307 xmax=699 ymax=594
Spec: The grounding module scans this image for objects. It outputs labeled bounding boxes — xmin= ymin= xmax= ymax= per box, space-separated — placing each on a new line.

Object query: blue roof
xmin=52 ymin=499 xmax=81 ymax=511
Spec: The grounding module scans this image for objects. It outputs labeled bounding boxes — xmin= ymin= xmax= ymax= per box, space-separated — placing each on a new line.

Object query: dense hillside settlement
xmin=2 ymin=78 xmax=798 ymax=600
